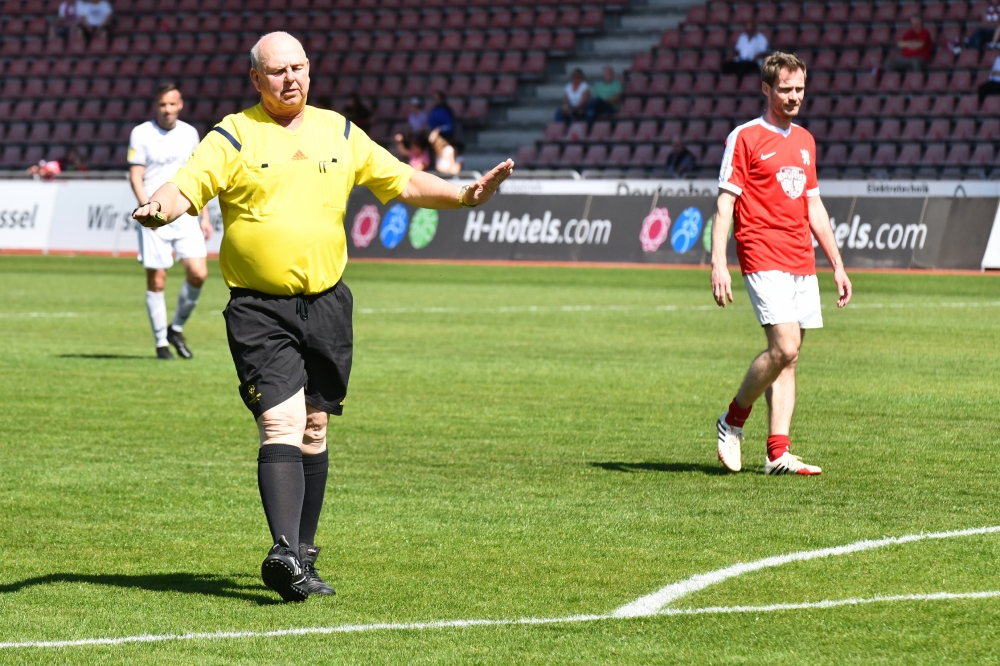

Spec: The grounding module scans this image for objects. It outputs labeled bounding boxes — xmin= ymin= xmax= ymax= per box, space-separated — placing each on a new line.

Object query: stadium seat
xmin=657 ymin=120 xmax=683 ymax=142
xmin=920 ymin=143 xmax=947 ymax=166
xmin=611 ymin=121 xmax=635 ymax=143
xmin=683 ymin=120 xmax=707 ymax=143
xmin=971 ymin=143 xmax=996 ymax=166
xmin=828 ymin=119 xmax=852 ymax=141
xmin=925 ymin=118 xmax=950 ymax=141
xmin=558 ymin=144 xmax=584 ymax=167
xmin=607 ymin=144 xmax=631 ymax=168
xmin=515 ymin=144 xmax=537 ymax=167
xmin=629 ymin=143 xmax=656 ymax=168
xmin=851 ymin=119 xmax=876 ymax=141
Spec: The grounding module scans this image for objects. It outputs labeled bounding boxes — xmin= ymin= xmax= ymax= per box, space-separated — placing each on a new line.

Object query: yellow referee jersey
xmin=171 ymin=104 xmax=413 ymax=295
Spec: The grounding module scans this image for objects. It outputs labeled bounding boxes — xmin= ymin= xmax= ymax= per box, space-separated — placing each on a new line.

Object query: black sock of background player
xmin=257 ymin=445 xmax=304 ymax=549
xmin=299 ymin=449 xmax=329 ymax=546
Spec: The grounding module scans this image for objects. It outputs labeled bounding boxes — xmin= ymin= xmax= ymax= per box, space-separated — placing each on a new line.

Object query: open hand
xmin=462 ymin=159 xmax=514 ymax=207
xmin=711 ymin=263 xmax=733 ymax=307
xmin=834 ymin=268 xmax=853 ymax=308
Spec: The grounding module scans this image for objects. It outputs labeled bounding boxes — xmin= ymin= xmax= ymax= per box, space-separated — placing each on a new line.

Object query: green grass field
xmin=1 ymin=255 xmax=999 ymax=664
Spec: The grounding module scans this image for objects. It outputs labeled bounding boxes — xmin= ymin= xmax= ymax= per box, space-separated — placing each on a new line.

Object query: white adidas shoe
xmin=764 ymin=452 xmax=822 ymax=476
xmin=716 ymin=414 xmax=743 ymax=472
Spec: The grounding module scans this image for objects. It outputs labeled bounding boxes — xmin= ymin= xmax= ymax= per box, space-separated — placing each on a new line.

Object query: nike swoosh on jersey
xmin=761 ymin=152 xmax=777 ymax=160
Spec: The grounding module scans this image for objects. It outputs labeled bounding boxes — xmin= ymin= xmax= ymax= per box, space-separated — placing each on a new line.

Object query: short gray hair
xmin=250 ymin=31 xmax=303 ymax=71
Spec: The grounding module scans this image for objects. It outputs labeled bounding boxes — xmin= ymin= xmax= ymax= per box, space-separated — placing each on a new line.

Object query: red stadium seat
xmin=607 ymin=144 xmax=631 ymax=168
xmin=833 ymin=97 xmax=857 ymax=116
xmin=902 ymin=72 xmax=925 ymax=92
xmin=982 ymin=96 xmax=1000 ymax=114
xmin=876 ymin=119 xmax=901 ymax=140
xmin=635 ymin=120 xmax=658 ymax=142
xmin=955 ymin=95 xmax=979 ymax=115
xmin=653 ymin=51 xmax=677 ymax=71
xmin=970 ymin=144 xmax=996 ymax=166
xmin=543 ymin=122 xmax=566 ymax=142
xmin=828 ymin=119 xmax=852 ymax=141
xmin=582 ymin=144 xmax=609 ymax=169
xmin=610 ymin=121 xmax=635 ymax=143
xmin=535 ymin=144 xmax=561 ymax=167
xmin=927 ymin=119 xmax=951 ymax=140
xmin=930 ymin=95 xmax=955 ymax=116
xmin=558 ymin=144 xmax=584 ymax=167
xmin=630 ymin=144 xmax=656 ymax=167
xmin=714 ymin=97 xmax=737 ymax=118
xmin=643 ymin=97 xmax=667 ymax=119
xmin=522 ymin=52 xmax=545 ymax=76
xmin=465 ymin=98 xmax=489 ymax=123
xmin=920 ymin=143 xmax=947 ymax=166
xmin=952 ymin=118 xmax=976 ymax=140
xmin=901 ymin=119 xmax=927 ymax=140
xmin=872 ymin=143 xmax=897 ymax=166
xmin=882 ymin=96 xmax=906 ymax=116
xmin=847 ymin=143 xmax=872 ymax=166
xmin=683 ymin=120 xmax=707 ymax=143
xmin=851 ymin=118 xmax=876 ymax=141
xmin=904 ymin=95 xmax=932 ymax=116
xmin=515 ymin=144 xmax=537 ymax=167
xmin=822 ymin=144 xmax=848 ymax=166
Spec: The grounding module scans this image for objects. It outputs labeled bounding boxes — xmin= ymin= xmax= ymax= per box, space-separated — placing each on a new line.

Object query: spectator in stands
xmin=406 ymin=97 xmax=429 ymax=135
xmin=978 ymin=55 xmax=1000 ymax=102
xmin=722 ymin=22 xmax=769 ymax=77
xmin=50 ymin=0 xmax=81 ymax=39
xmin=76 ymin=0 xmax=114 ymax=40
xmin=393 ymin=132 xmax=431 ymax=171
xmin=663 ymin=135 xmax=696 ymax=177
xmin=966 ymin=2 xmax=1000 ymax=50
xmin=427 ymin=92 xmax=457 ymax=141
xmin=555 ymin=69 xmax=590 ymax=123
xmin=586 ymin=66 xmax=623 ymax=123
xmin=885 ymin=15 xmax=933 ymax=73
xmin=341 ymin=93 xmax=372 ymax=132
xmin=429 ymin=128 xmax=462 ymax=175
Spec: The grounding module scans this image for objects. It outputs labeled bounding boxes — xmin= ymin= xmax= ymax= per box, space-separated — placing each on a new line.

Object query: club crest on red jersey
xmin=800 ymin=149 xmax=810 ymax=166
xmin=776 ymin=166 xmax=806 ymax=200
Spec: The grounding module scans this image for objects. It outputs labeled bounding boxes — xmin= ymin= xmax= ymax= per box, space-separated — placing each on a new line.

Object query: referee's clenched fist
xmin=132 ymin=31 xmax=513 ymax=602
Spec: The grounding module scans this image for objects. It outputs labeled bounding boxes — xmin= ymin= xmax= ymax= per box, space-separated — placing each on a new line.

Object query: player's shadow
xmin=0 ymin=572 xmax=281 ymax=605
xmin=589 ymin=461 xmax=730 ymax=475
xmin=57 ymin=354 xmax=152 ymax=360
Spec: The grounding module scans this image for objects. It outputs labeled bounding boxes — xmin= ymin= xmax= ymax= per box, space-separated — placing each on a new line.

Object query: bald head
xmin=249 ymin=31 xmax=310 ymax=121
xmin=250 ymin=31 xmax=306 ymax=72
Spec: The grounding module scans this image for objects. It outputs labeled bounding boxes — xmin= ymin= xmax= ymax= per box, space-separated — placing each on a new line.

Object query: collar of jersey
xmin=253 ymin=103 xmax=311 ymax=136
xmin=757 ymin=116 xmax=793 ymax=138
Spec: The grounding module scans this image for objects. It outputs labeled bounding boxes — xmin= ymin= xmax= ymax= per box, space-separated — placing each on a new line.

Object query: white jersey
xmin=128 ymin=119 xmax=206 ymax=263
xmin=128 ymin=119 xmax=200 ymax=194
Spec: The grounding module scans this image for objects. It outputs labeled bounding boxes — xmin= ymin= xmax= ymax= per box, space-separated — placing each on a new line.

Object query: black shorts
xmin=223 ymin=281 xmax=353 ymax=420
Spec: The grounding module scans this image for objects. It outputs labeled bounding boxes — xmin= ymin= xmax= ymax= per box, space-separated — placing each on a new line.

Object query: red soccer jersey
xmin=718 ymin=117 xmax=820 ymax=276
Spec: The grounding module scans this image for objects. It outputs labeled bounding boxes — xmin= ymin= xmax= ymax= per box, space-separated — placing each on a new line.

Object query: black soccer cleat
xmin=156 ymin=346 xmax=175 ymax=360
xmin=261 ymin=536 xmax=310 ymax=602
xmin=299 ymin=544 xmax=336 ymax=596
xmin=166 ymin=327 xmax=193 ymax=359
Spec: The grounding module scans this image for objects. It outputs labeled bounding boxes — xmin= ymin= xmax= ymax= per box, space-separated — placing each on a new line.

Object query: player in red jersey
xmin=711 ymin=52 xmax=852 ymax=475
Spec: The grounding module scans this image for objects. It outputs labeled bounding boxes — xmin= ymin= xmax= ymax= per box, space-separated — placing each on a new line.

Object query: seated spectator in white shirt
xmin=555 ymin=69 xmax=591 ymax=123
xmin=722 ymin=22 xmax=769 ymax=77
xmin=979 ymin=55 xmax=1000 ymax=103
xmin=78 ymin=0 xmax=113 ymax=40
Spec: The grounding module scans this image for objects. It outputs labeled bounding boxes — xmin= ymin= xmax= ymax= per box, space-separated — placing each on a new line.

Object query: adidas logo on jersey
xmin=291 ymin=150 xmax=308 ymax=160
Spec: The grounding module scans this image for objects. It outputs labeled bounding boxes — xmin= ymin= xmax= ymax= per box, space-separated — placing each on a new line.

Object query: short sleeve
xmin=805 ymin=134 xmax=820 ymax=198
xmin=170 ymin=122 xmax=240 ymax=216
xmin=127 ymin=126 xmax=146 ymax=166
xmin=350 ymin=123 xmax=414 ymax=204
xmin=719 ymin=128 xmax=749 ymax=196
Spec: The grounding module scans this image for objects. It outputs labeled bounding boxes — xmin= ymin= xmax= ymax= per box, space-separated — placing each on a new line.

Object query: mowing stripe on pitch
xmin=2 ymin=525 xmax=998 ymax=650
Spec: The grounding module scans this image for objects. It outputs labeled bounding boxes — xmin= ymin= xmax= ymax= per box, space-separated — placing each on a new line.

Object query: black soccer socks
xmin=299 ymin=449 xmax=329 ymax=547
xmin=257 ymin=444 xmax=305 ymax=548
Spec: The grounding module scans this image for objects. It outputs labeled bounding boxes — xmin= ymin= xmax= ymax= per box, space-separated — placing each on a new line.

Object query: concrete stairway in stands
xmin=462 ymin=0 xmax=702 ymax=171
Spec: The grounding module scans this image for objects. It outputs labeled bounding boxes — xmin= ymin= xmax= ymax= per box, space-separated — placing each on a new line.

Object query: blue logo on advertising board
xmin=380 ymin=204 xmax=409 ymax=249
xmin=670 ymin=207 xmax=703 ymax=254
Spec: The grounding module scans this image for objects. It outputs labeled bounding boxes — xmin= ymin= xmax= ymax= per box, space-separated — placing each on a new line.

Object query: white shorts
xmin=743 ymin=270 xmax=823 ymax=329
xmin=136 ymin=214 xmax=207 ymax=270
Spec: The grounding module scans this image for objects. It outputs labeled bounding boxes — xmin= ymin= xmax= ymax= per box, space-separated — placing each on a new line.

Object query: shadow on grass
xmin=589 ymin=461 xmax=730 ymax=475
xmin=57 ymin=354 xmax=153 ymax=360
xmin=0 ymin=572 xmax=281 ymax=605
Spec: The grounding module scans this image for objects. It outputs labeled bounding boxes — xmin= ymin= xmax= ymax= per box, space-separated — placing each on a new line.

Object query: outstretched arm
xmin=808 ymin=195 xmax=852 ymax=308
xmin=397 ymin=159 xmax=514 ymax=209
xmin=131 ymin=182 xmax=194 ymax=229
xmin=710 ymin=190 xmax=737 ymax=307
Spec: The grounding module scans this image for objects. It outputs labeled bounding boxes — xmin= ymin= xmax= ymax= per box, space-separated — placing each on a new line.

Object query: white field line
xmin=0 ymin=591 xmax=997 ymax=650
xmin=2 ymin=525 xmax=999 ymax=650
xmin=613 ymin=524 xmax=1000 ymax=618
xmin=353 ymin=301 xmax=1000 ymax=315
xmin=2 ymin=301 xmax=999 ymax=320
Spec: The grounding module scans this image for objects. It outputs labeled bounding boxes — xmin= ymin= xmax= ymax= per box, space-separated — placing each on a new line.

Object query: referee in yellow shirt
xmin=132 ymin=32 xmax=512 ymax=602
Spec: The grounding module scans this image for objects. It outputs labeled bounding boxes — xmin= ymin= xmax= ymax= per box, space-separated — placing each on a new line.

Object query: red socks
xmin=767 ymin=435 xmax=790 ymax=461
xmin=724 ymin=399 xmax=752 ymax=428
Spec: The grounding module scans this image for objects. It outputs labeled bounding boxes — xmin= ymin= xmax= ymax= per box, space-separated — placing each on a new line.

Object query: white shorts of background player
xmin=136 ymin=213 xmax=207 ymax=270
xmin=743 ymin=270 xmax=823 ymax=329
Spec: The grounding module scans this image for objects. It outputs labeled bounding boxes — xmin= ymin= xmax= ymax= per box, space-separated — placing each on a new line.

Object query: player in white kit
xmin=128 ymin=82 xmax=213 ymax=360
